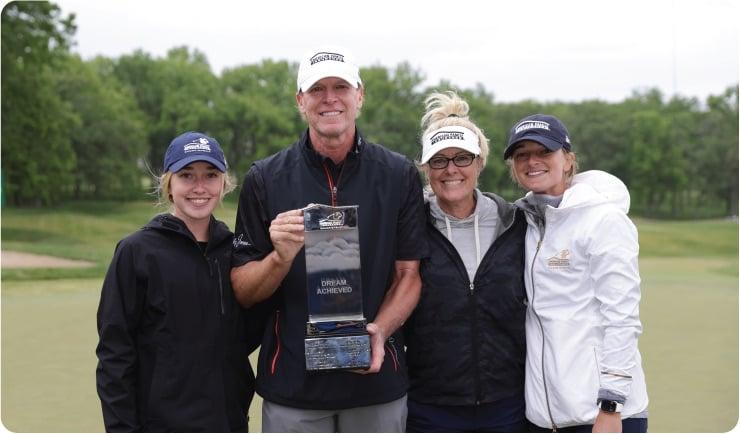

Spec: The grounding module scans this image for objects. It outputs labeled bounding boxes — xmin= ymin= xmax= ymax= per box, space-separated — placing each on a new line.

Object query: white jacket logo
xmin=547 ymin=249 xmax=570 ymax=268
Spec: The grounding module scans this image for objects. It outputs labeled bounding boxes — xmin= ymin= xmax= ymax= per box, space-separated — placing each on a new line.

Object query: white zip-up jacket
xmin=517 ymin=170 xmax=649 ymax=429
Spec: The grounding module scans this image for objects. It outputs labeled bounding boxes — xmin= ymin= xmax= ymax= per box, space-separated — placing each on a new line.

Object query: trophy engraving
xmin=303 ymin=204 xmax=370 ymax=371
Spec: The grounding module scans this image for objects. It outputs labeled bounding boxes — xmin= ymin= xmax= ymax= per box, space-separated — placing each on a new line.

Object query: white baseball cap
xmin=420 ymin=125 xmax=481 ymax=164
xmin=296 ymin=45 xmax=362 ymax=93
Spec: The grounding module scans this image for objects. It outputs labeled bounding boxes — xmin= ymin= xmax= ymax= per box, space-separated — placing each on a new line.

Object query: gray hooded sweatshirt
xmin=428 ymin=188 xmax=501 ymax=282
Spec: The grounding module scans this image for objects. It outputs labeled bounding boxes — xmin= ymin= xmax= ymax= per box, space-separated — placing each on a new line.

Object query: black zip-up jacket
xmin=404 ymin=193 xmax=527 ymax=406
xmin=96 ymin=214 xmax=255 ymax=432
xmin=233 ymin=129 xmax=428 ymax=410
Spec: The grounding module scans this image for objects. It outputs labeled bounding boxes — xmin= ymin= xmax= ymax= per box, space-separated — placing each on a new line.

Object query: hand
xmin=351 ymin=322 xmax=386 ymax=375
xmin=268 ymin=209 xmax=305 ymax=264
xmin=593 ymin=410 xmax=622 ymax=433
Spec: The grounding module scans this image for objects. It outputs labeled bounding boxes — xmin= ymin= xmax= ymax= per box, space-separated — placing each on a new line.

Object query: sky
xmin=55 ymin=0 xmax=738 ymax=103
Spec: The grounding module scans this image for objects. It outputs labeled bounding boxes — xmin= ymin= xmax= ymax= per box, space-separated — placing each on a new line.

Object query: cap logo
xmin=515 ymin=120 xmax=550 ymax=134
xmin=310 ymin=52 xmax=345 ymax=65
xmin=184 ymin=137 xmax=211 ymax=153
xmin=430 ymin=130 xmax=465 ymax=146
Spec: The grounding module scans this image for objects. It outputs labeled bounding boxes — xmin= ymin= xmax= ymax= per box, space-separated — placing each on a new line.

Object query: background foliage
xmin=2 ymin=1 xmax=738 ymax=218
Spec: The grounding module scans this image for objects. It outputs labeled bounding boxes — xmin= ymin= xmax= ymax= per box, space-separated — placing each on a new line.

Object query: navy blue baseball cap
xmin=163 ymin=131 xmax=227 ymax=173
xmin=503 ymin=114 xmax=571 ymax=160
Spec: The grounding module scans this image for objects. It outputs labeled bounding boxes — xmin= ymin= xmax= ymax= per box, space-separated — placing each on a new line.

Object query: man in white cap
xmin=231 ymin=46 xmax=428 ymax=432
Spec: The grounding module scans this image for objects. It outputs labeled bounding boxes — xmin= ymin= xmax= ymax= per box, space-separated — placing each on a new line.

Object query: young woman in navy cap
xmin=504 ymin=115 xmax=648 ymax=432
xmin=96 ymin=131 xmax=255 ymax=432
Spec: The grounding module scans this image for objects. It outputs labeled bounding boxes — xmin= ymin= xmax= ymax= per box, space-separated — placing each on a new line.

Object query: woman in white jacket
xmin=503 ymin=114 xmax=648 ymax=432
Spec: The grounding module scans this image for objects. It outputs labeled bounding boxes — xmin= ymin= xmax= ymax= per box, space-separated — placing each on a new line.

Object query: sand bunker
xmin=1 ymin=250 xmax=95 ymax=268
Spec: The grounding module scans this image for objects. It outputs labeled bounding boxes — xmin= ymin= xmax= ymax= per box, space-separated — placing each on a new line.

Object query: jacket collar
xmin=300 ymin=127 xmax=365 ymax=169
xmin=146 ymin=213 xmax=232 ymax=248
xmin=425 ymin=190 xmax=519 ymax=235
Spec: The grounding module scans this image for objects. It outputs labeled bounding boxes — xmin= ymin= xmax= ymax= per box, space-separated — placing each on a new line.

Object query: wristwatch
xmin=597 ymin=399 xmax=624 ymax=413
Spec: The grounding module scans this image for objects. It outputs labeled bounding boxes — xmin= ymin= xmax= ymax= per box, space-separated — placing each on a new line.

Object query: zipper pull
xmin=469 ymin=282 xmax=474 ymax=294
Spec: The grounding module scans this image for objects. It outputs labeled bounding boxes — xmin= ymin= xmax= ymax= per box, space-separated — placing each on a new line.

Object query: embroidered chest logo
xmin=233 ymin=233 xmax=252 ymax=249
xmin=547 ymin=249 xmax=571 ymax=268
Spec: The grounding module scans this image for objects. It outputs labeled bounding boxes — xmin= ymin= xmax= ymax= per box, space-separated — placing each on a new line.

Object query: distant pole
xmin=671 ymin=0 xmax=678 ymax=97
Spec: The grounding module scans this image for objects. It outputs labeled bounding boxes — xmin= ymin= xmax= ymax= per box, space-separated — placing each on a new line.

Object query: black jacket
xmin=96 ymin=214 xmax=255 ymax=432
xmin=404 ymin=193 xmax=527 ymax=406
xmin=233 ymin=129 xmax=428 ymax=409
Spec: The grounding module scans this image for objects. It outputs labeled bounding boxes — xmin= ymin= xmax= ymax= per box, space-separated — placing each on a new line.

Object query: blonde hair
xmin=417 ymin=91 xmax=489 ymax=184
xmin=156 ymin=170 xmax=236 ymax=209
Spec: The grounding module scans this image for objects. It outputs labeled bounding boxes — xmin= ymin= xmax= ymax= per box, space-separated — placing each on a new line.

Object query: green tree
xmin=55 ymin=55 xmax=148 ymax=199
xmin=214 ymin=60 xmax=302 ymax=176
xmin=113 ymin=47 xmax=219 ymax=174
xmin=624 ymin=109 xmax=687 ymax=216
xmin=360 ymin=63 xmax=425 ymax=159
xmin=1 ymin=1 xmax=77 ymax=205
xmin=700 ymin=85 xmax=739 ymax=216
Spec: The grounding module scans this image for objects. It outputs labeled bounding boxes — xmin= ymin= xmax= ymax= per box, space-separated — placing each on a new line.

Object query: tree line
xmin=2 ymin=1 xmax=737 ymax=218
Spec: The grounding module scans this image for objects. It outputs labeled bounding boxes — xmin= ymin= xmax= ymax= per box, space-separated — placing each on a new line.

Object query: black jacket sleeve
xmin=96 ymin=239 xmax=145 ymax=432
xmin=395 ymin=160 xmax=429 ymax=261
xmin=233 ymin=163 xmax=273 ymax=267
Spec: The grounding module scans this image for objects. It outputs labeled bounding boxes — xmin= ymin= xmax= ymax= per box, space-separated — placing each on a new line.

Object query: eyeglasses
xmin=427 ymin=153 xmax=477 ymax=170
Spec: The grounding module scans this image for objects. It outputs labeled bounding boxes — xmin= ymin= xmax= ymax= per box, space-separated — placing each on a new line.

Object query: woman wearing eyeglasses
xmin=403 ymin=91 xmax=528 ymax=432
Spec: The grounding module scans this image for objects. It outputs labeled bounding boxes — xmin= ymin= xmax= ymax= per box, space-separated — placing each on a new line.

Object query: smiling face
xmin=169 ymin=161 xmax=224 ymax=228
xmin=426 ymin=147 xmax=482 ymax=217
xmin=510 ymin=140 xmax=573 ymax=196
xmin=296 ymin=76 xmax=364 ymax=146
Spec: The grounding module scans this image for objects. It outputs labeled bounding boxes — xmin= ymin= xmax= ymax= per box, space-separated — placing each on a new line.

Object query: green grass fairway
xmin=1 ymin=203 xmax=738 ymax=432
xmin=3 ymin=257 xmax=736 ymax=432
xmin=2 ymin=279 xmax=104 ymax=432
xmin=639 ymin=257 xmax=738 ymax=432
xmin=1 ymin=278 xmax=262 ymax=432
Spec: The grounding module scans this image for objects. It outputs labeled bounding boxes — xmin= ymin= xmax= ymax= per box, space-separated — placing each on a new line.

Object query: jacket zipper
xmin=201 ymin=248 xmax=224 ymax=316
xmin=470 ymin=280 xmax=481 ymax=405
xmin=270 ymin=310 xmax=281 ymax=374
xmin=531 ymin=232 xmax=557 ymax=431
xmin=215 ymin=258 xmax=224 ymax=315
xmin=433 ymin=222 xmax=486 ymax=405
xmin=321 ymin=162 xmax=341 ymax=206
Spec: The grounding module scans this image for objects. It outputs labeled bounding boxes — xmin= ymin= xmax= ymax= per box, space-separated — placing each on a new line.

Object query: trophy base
xmin=305 ymin=334 xmax=371 ymax=371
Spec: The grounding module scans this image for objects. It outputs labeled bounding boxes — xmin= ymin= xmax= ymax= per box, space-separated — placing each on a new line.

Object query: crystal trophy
xmin=303 ymin=204 xmax=370 ymax=371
